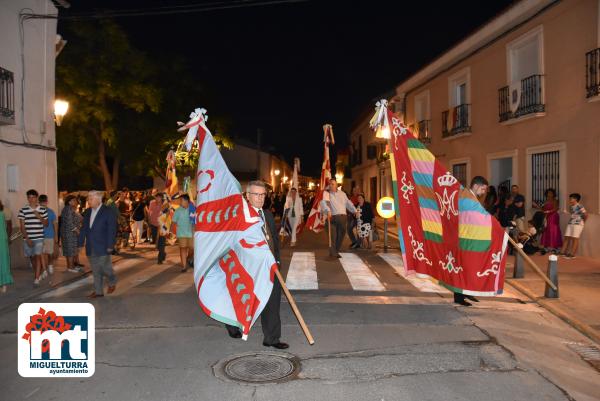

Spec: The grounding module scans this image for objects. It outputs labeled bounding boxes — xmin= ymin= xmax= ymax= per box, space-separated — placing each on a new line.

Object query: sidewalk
xmin=0 ymin=242 xmax=156 ymax=314
xmin=375 ymin=215 xmax=600 ymax=345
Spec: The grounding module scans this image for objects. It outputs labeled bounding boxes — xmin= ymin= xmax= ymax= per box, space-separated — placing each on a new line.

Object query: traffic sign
xmin=376 ymin=196 xmax=395 ymax=219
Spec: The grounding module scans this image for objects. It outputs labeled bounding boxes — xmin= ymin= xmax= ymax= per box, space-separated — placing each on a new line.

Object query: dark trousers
xmin=226 ymin=274 xmax=282 ymax=344
xmin=157 ymin=235 xmax=166 ymax=263
xmin=150 ymin=225 xmax=158 ymax=245
xmin=329 ymin=214 xmax=347 ymax=256
xmin=347 ymin=214 xmax=358 ymax=245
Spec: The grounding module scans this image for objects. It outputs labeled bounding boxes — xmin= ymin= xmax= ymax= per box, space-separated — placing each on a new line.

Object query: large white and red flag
xmin=178 ymin=108 xmax=277 ymax=339
xmin=304 ymin=124 xmax=334 ymax=233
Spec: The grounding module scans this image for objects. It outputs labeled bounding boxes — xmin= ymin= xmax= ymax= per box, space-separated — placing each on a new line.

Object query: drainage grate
xmin=214 ymin=351 xmax=300 ymax=384
xmin=565 ymin=342 xmax=600 ymax=371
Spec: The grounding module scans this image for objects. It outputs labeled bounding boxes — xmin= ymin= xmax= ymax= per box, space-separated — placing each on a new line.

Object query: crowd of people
xmin=0 ymin=187 xmax=199 ymax=295
xmin=0 ymin=178 xmax=590 ymax=295
xmin=482 ymin=184 xmax=588 ymax=258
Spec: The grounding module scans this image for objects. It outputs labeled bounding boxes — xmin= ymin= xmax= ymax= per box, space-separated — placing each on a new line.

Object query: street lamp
xmin=54 ymin=99 xmax=69 ymax=126
xmin=308 ymin=182 xmax=315 ymax=190
xmin=375 ymin=124 xmax=391 ymax=139
xmin=335 ymin=172 xmax=344 ymax=185
xmin=274 ymin=169 xmax=280 ymax=176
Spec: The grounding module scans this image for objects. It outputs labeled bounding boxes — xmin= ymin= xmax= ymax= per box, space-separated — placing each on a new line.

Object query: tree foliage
xmin=56 ymin=20 xmax=232 ymax=190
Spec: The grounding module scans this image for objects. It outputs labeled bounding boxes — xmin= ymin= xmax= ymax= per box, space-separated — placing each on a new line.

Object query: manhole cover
xmin=214 ymin=351 xmax=300 ymax=384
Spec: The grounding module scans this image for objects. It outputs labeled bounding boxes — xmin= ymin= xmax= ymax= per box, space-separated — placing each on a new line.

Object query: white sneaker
xmin=33 ymin=279 xmax=40 ymax=287
xmin=40 ymin=271 xmax=47 ymax=280
xmin=48 ymin=265 xmax=54 ymax=275
xmin=67 ymin=267 xmax=80 ymax=273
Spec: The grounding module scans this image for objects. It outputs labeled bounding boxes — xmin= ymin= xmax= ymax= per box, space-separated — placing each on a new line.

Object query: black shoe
xmin=336 ymin=253 xmax=342 ymax=258
xmin=455 ymin=300 xmax=472 ymax=307
xmin=263 ymin=341 xmax=289 ymax=349
xmin=350 ymin=243 xmax=360 ymax=249
xmin=157 ymin=260 xmax=164 ymax=265
xmin=228 ymin=330 xmax=242 ymax=339
xmin=465 ymin=295 xmax=479 ymax=302
xmin=187 ymin=259 xmax=194 ymax=268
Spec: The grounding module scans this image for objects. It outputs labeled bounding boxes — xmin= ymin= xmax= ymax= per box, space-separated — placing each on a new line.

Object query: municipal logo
xmin=18 ymin=303 xmax=95 ymax=377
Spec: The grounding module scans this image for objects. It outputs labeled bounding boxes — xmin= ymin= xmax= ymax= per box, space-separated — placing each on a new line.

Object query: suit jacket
xmin=262 ymin=208 xmax=280 ymax=264
xmin=78 ymin=205 xmax=117 ymax=256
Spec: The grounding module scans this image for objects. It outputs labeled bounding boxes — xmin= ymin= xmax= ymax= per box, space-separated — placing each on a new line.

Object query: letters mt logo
xmin=18 ymin=303 xmax=95 ymax=377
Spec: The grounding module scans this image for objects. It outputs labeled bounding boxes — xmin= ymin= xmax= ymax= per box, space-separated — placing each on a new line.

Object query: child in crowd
xmin=560 ymin=193 xmax=587 ymax=259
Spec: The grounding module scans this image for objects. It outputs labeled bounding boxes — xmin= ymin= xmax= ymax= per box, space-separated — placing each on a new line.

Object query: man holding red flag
xmin=304 ymin=124 xmax=335 ymax=234
xmin=177 ymin=108 xmax=287 ymax=345
xmin=226 ymin=181 xmax=288 ymax=349
xmin=369 ymin=100 xmax=509 ymax=298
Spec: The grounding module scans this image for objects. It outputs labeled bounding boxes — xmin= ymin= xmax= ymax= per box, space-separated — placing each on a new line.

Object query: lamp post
xmin=272 ymin=169 xmax=280 ymax=190
xmin=54 ymin=99 xmax=69 ymax=126
xmin=335 ymin=172 xmax=344 ymax=187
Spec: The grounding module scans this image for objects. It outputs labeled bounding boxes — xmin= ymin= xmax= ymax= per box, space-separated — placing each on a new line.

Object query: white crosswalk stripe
xmin=286 ymin=252 xmax=318 ymax=290
xmin=41 ymin=258 xmax=142 ymax=298
xmin=338 ymin=252 xmax=386 ymax=291
xmin=377 ymin=253 xmax=450 ymax=293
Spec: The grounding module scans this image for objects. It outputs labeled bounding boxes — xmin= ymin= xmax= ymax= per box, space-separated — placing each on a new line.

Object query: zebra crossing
xmin=40 ymin=250 xmax=453 ymax=299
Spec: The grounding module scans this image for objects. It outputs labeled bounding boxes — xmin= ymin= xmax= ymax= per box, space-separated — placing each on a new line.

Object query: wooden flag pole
xmin=327 ymin=215 xmax=332 ymax=249
xmin=274 ymin=269 xmax=315 ymax=345
xmin=507 ymin=236 xmax=557 ymax=291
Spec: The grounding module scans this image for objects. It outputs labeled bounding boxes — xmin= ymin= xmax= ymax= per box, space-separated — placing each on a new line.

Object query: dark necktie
xmin=258 ymin=209 xmax=276 ymax=255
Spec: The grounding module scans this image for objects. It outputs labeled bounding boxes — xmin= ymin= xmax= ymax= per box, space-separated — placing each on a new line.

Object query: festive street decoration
xmin=165 ymin=148 xmax=178 ymax=196
xmin=370 ymin=100 xmax=508 ymax=296
xmin=178 ymin=108 xmax=277 ymax=338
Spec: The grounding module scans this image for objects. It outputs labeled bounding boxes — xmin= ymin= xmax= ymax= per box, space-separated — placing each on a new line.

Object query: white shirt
xmin=321 ymin=190 xmax=357 ymax=216
xmin=284 ymin=195 xmax=304 ymax=217
xmin=90 ymin=206 xmax=101 ymax=228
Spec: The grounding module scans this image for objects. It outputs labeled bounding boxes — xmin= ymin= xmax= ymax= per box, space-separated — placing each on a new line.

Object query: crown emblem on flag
xmin=437 ymin=172 xmax=458 ymax=187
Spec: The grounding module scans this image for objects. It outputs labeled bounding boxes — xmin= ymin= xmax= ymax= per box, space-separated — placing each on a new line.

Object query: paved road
xmin=1 ymin=231 xmax=599 ymax=401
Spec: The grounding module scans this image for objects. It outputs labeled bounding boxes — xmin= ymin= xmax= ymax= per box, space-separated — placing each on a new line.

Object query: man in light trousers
xmin=321 ymin=178 xmax=358 ymax=258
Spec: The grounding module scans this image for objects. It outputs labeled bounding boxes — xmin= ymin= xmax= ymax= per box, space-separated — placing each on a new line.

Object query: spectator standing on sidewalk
xmin=18 ymin=189 xmax=48 ymax=287
xmin=355 ymin=194 xmax=374 ymax=249
xmin=130 ymin=194 xmax=146 ymax=248
xmin=172 ymin=194 xmax=193 ymax=272
xmin=78 ymin=191 xmax=117 ymax=298
xmin=39 ymin=195 xmax=58 ymax=278
xmin=61 ymin=195 xmax=83 ymax=273
xmin=0 ymin=200 xmax=14 ymax=293
xmin=148 ymin=193 xmax=162 ymax=245
xmin=321 ymin=178 xmax=358 ymax=258
xmin=534 ymin=188 xmax=562 ymax=253
xmin=156 ymin=194 xmax=171 ymax=265
xmin=560 ymin=193 xmax=588 ymax=259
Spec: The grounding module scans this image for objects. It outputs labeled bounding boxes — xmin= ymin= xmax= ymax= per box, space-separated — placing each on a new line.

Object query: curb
xmin=507 ymin=279 xmax=600 ymax=346
xmin=380 ymin=224 xmax=600 ymax=346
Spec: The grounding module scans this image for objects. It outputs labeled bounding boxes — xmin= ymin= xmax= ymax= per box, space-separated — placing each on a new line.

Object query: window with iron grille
xmin=0 ymin=66 xmax=15 ymax=125
xmin=531 ymin=151 xmax=559 ymax=205
xmin=452 ymin=163 xmax=467 ymax=187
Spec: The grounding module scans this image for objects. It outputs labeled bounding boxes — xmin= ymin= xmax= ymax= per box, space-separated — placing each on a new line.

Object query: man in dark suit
xmin=78 ymin=190 xmax=117 ymax=298
xmin=226 ymin=180 xmax=288 ymax=349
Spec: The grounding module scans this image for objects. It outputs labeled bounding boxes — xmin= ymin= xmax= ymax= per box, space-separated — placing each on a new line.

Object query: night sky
xmin=58 ymin=0 xmax=515 ymax=177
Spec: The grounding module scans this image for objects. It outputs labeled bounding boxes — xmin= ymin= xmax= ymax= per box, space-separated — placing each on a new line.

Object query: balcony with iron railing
xmin=498 ymin=74 xmax=545 ymax=122
xmin=0 ymin=66 xmax=15 ymax=125
xmin=442 ymin=104 xmax=471 ymax=138
xmin=586 ymin=48 xmax=600 ymax=99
